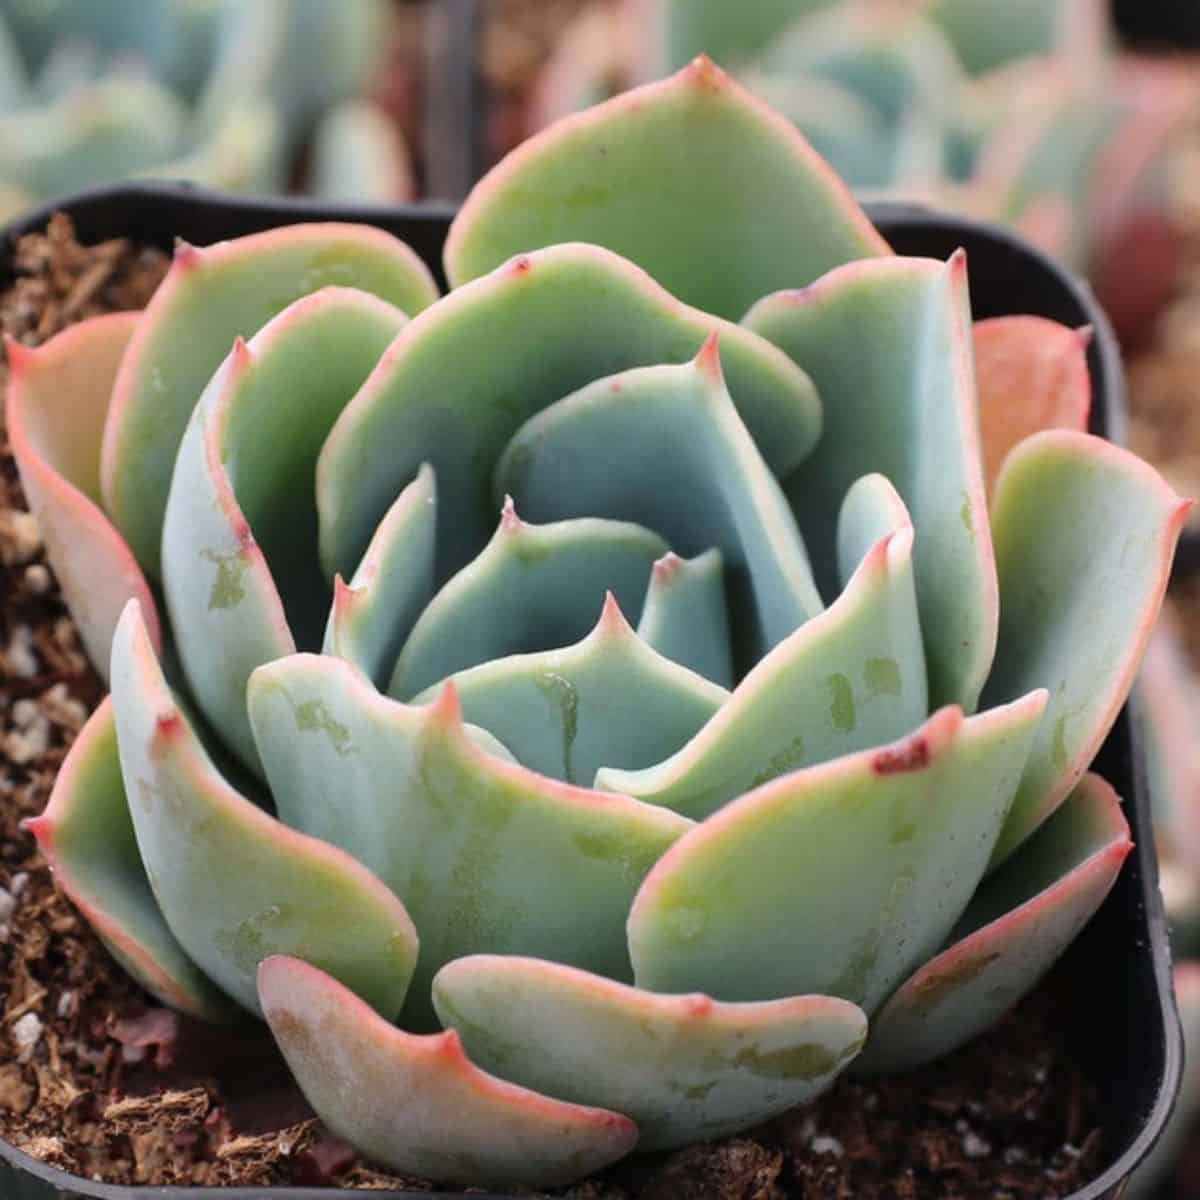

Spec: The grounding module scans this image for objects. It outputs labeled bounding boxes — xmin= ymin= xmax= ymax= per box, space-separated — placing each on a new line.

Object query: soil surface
xmin=0 ymin=217 xmax=1109 ymax=1197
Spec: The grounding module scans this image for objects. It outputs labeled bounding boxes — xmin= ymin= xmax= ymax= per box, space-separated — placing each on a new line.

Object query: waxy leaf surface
xmin=102 ymin=223 xmax=437 ymax=576
xmin=260 ymin=956 xmax=636 ymax=1188
xmin=497 ymin=342 xmax=821 ymax=660
xmin=247 ymin=654 xmax=692 ymax=1028
xmin=857 ymin=772 xmax=1130 ymax=1073
xmin=317 ymin=243 xmax=820 ymax=583
xmin=414 ymin=594 xmax=728 ymax=785
xmin=445 ymin=57 xmax=888 ymax=320
xmin=435 ymin=955 xmax=865 ymax=1149
xmin=109 ymin=603 xmax=418 ymax=1018
xmin=745 ymin=254 xmax=997 ymax=711
xmin=628 ymin=694 xmax=1046 ymax=1012
xmin=162 ymin=287 xmax=406 ymax=771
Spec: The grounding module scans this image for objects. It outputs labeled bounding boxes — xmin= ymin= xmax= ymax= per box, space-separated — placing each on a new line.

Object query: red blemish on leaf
xmin=872 ymin=736 xmax=930 ymax=775
xmin=510 ymin=256 xmax=532 ymax=275
xmin=155 ymin=710 xmax=183 ymax=738
xmin=684 ymin=994 xmax=713 ymax=1018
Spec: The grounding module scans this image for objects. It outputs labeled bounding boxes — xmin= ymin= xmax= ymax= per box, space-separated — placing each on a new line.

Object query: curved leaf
xmin=322 ymin=463 xmax=437 ymax=689
xmin=637 ymin=549 xmax=733 ymax=688
xmin=596 ymin=493 xmax=926 ymax=820
xmin=162 ymin=287 xmax=407 ymax=771
xmin=23 ymin=700 xmax=233 ymax=1021
xmin=246 ymin=654 xmax=693 ymax=1028
xmin=745 ymin=253 xmax=997 ymax=711
xmin=5 ymin=317 xmax=160 ymax=678
xmin=414 ymin=593 xmax=728 ymax=784
xmin=317 ymin=242 xmax=821 ymax=584
xmin=984 ymin=431 xmax=1190 ymax=862
xmin=856 ymin=772 xmax=1131 ymax=1074
xmin=101 ymin=223 xmax=438 ymax=576
xmin=109 ymin=602 xmax=418 ymax=1018
xmin=498 ymin=338 xmax=821 ymax=659
xmin=259 ymin=956 xmax=637 ymax=1188
xmin=445 ymin=57 xmax=889 ymax=319
xmin=389 ymin=503 xmax=667 ymax=701
xmin=628 ymin=692 xmax=1046 ymax=1012
xmin=434 ymin=955 xmax=865 ymax=1150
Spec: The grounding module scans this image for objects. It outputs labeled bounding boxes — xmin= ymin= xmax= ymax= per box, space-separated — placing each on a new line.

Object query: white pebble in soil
xmin=13 ymin=1013 xmax=43 ymax=1064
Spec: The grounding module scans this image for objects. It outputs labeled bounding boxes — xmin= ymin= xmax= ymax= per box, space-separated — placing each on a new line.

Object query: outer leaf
xmin=745 ymin=253 xmax=998 ymax=711
xmin=857 ymin=772 xmax=1131 ymax=1074
xmin=109 ymin=602 xmax=418 ymax=1018
xmin=389 ymin=504 xmax=667 ymax=701
xmin=101 ymin=223 xmax=438 ymax=577
xmin=259 ymin=956 xmax=637 ymax=1188
xmin=5 ymin=318 xmax=161 ymax=678
xmin=984 ymin=431 xmax=1190 ymax=862
xmin=596 ymin=493 xmax=926 ymax=820
xmin=628 ymin=693 xmax=1047 ymax=1012
xmin=434 ymin=955 xmax=866 ymax=1150
xmin=923 ymin=0 xmax=1091 ymax=76
xmin=973 ymin=317 xmax=1091 ymax=495
xmin=162 ymin=287 xmax=407 ymax=772
xmin=445 ymin=57 xmax=889 ymax=320
xmin=497 ymin=339 xmax=821 ymax=659
xmin=246 ymin=655 xmax=693 ymax=1029
xmin=322 ymin=463 xmax=436 ymax=690
xmin=317 ymin=242 xmax=821 ymax=584
xmin=23 ymin=700 xmax=232 ymax=1021
xmin=413 ymin=593 xmax=728 ymax=785
xmin=637 ymin=550 xmax=733 ymax=688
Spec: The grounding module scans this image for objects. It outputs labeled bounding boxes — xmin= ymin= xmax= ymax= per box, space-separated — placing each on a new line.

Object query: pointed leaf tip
xmin=231 ymin=335 xmax=253 ymax=371
xmin=430 ymin=679 xmax=464 ymax=726
xmin=695 ymin=330 xmax=724 ymax=381
xmin=173 ymin=239 xmax=202 ymax=270
xmin=20 ymin=815 xmax=51 ymax=848
xmin=598 ymin=589 xmax=631 ymax=632
xmin=3 ymin=334 xmax=34 ymax=374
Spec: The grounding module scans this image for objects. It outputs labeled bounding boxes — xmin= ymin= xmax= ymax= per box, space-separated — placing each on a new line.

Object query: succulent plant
xmin=8 ymin=62 xmax=1188 ymax=1188
xmin=531 ymin=0 xmax=1194 ymax=319
xmin=0 ymin=0 xmax=403 ymax=220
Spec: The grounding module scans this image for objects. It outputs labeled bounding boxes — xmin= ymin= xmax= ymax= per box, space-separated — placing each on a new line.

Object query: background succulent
xmin=0 ymin=0 xmax=407 ymax=223
xmin=530 ymin=0 xmax=1195 ymax=333
xmin=7 ymin=61 xmax=1187 ymax=1188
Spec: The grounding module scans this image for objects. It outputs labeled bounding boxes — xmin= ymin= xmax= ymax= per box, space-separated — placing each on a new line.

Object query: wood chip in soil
xmin=0 ymin=215 xmax=1106 ymax=1197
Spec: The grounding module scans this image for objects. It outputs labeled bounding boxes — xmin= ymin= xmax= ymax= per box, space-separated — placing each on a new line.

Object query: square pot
xmin=0 ymin=183 xmax=1183 ymax=1200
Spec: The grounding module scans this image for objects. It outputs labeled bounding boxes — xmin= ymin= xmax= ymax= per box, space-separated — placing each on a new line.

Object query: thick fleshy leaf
xmin=983 ymin=431 xmax=1190 ymax=863
xmin=322 ymin=463 xmax=436 ymax=690
xmin=101 ymin=223 xmax=438 ymax=577
xmin=162 ymin=287 xmax=407 ymax=772
xmin=434 ymin=955 xmax=866 ymax=1150
xmin=317 ymin=242 xmax=821 ymax=583
xmin=259 ymin=956 xmax=637 ymax=1188
xmin=628 ymin=693 xmax=1047 ymax=1012
xmin=246 ymin=654 xmax=693 ymax=1028
xmin=389 ymin=504 xmax=667 ymax=701
xmin=745 ymin=253 xmax=997 ymax=711
xmin=413 ymin=593 xmax=728 ymax=785
xmin=923 ymin=0 xmax=1087 ymax=76
xmin=5 ymin=317 xmax=161 ymax=678
xmin=498 ymin=339 xmax=821 ymax=659
xmin=973 ymin=317 xmax=1091 ymax=494
xmin=23 ymin=700 xmax=232 ymax=1022
xmin=445 ymin=57 xmax=889 ymax=320
xmin=637 ymin=550 xmax=733 ymax=688
xmin=595 ymin=491 xmax=926 ymax=820
xmin=109 ymin=602 xmax=418 ymax=1018
xmin=856 ymin=772 xmax=1131 ymax=1074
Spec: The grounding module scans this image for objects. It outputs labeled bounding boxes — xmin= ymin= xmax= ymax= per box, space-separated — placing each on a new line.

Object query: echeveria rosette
xmin=9 ymin=61 xmax=1188 ymax=1188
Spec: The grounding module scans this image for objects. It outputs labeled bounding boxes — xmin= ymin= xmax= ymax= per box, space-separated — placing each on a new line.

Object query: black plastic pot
xmin=1113 ymin=0 xmax=1200 ymax=50
xmin=0 ymin=183 xmax=1182 ymax=1200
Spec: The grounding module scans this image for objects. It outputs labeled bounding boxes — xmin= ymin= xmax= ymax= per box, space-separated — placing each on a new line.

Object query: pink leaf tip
xmin=20 ymin=815 xmax=53 ymax=849
xmin=500 ymin=494 xmax=525 ymax=533
xmin=652 ymin=552 xmax=684 ymax=582
xmin=694 ymin=330 xmax=724 ymax=383
xmin=231 ymin=335 xmax=254 ymax=373
xmin=173 ymin=239 xmax=202 ymax=270
xmin=597 ymin=590 xmax=631 ymax=634
xmin=430 ymin=680 xmax=464 ymax=728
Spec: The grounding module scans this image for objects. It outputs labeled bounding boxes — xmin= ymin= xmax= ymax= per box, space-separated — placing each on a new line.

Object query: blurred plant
xmin=0 ymin=0 xmax=411 ymax=222
xmin=531 ymin=0 xmax=1197 ymax=340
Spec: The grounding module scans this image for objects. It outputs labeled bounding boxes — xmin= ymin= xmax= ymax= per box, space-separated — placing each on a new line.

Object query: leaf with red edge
xmin=23 ymin=700 xmax=233 ymax=1022
xmin=5 ymin=315 xmax=161 ymax=678
xmin=259 ymin=955 xmax=638 ymax=1188
xmin=856 ymin=772 xmax=1132 ymax=1074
